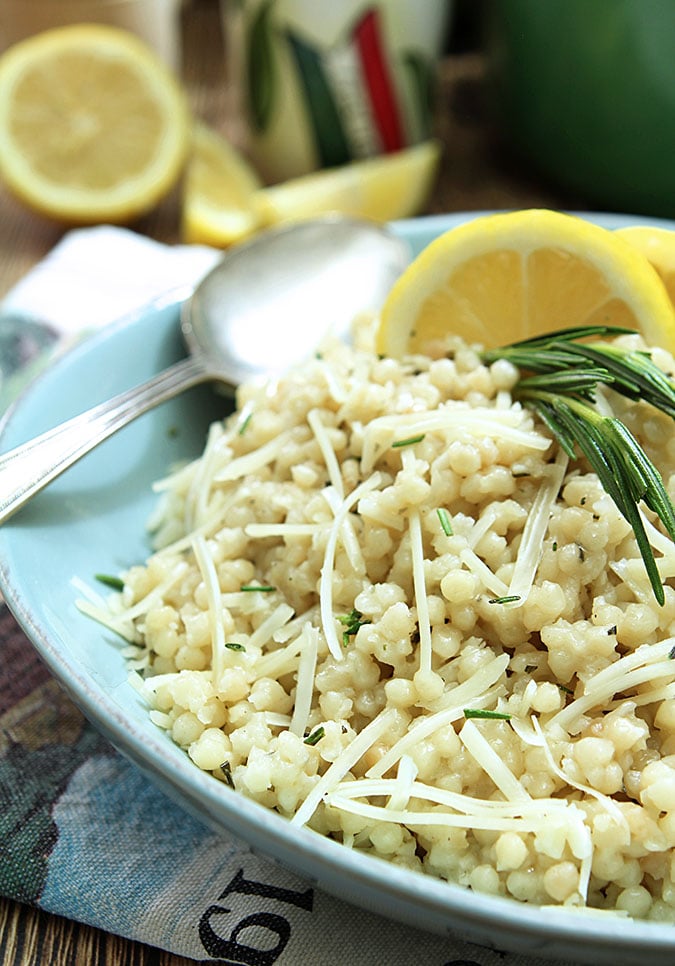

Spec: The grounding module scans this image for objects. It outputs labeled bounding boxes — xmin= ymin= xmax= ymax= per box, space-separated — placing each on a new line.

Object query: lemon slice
xmin=0 ymin=24 xmax=190 ymax=224
xmin=181 ymin=122 xmax=264 ymax=247
xmin=615 ymin=225 xmax=675 ymax=308
xmin=257 ymin=140 xmax=441 ymax=225
xmin=377 ymin=209 xmax=675 ymax=357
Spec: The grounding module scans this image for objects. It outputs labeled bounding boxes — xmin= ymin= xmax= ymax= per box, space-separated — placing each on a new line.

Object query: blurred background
xmin=3 ymin=0 xmax=673 ymax=327
xmin=11 ymin=0 xmax=675 ymax=294
xmin=0 ymin=0 xmax=675 ymax=296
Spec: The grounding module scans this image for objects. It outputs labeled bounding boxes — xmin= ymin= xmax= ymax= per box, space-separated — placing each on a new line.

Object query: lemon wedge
xmin=181 ymin=122 xmax=264 ymax=247
xmin=615 ymin=225 xmax=675 ymax=309
xmin=257 ymin=140 xmax=441 ymax=225
xmin=377 ymin=209 xmax=675 ymax=357
xmin=0 ymin=24 xmax=190 ymax=224
xmin=181 ymin=135 xmax=441 ymax=247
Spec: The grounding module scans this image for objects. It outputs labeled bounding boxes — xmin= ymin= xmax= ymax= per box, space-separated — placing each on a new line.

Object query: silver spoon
xmin=0 ymin=216 xmax=410 ymax=523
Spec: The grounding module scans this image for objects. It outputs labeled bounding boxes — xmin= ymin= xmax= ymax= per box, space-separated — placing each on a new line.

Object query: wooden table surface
xmin=0 ymin=2 xmax=585 ymax=963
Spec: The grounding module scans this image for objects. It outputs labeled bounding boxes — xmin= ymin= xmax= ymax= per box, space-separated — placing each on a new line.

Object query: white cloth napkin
xmin=1 ymin=224 xmax=221 ymax=336
xmin=0 ymin=225 xmax=222 ymax=410
xmin=0 ymin=227 xmax=581 ymax=965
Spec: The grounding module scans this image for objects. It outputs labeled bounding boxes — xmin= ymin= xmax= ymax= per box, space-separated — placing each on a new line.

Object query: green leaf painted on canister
xmin=285 ymin=30 xmax=352 ymax=168
xmin=246 ymin=0 xmax=277 ymax=132
xmin=402 ymin=50 xmax=434 ymax=139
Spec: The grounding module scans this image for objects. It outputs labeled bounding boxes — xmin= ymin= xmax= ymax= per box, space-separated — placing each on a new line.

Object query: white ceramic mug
xmin=224 ymin=0 xmax=451 ymax=183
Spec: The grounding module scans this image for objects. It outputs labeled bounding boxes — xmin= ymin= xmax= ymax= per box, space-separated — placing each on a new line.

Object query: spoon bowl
xmin=0 ymin=216 xmax=409 ymax=523
xmin=185 ymin=216 xmax=409 ymax=386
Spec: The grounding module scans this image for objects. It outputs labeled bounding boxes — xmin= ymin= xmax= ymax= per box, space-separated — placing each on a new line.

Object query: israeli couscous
xmin=82 ymin=317 xmax=675 ymax=919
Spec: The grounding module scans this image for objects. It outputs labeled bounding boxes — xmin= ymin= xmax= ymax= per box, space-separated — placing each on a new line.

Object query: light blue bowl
xmin=2 ymin=213 xmax=675 ymax=963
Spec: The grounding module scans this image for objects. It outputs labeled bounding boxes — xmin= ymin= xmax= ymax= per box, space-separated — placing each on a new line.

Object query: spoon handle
xmin=0 ymin=354 xmax=211 ymax=524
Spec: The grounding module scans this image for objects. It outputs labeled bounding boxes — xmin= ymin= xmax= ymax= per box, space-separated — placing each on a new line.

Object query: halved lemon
xmin=615 ymin=225 xmax=675 ymax=308
xmin=181 ymin=122 xmax=263 ymax=247
xmin=377 ymin=209 xmax=675 ymax=357
xmin=0 ymin=24 xmax=190 ymax=224
xmin=257 ymin=140 xmax=442 ymax=225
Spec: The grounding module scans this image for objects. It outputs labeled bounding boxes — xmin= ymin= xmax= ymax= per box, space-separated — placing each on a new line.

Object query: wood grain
xmin=0 ymin=899 xmax=197 ymax=965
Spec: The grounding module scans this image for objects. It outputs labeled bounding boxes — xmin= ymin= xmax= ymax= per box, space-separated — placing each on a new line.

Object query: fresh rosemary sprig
xmin=482 ymin=325 xmax=675 ymax=604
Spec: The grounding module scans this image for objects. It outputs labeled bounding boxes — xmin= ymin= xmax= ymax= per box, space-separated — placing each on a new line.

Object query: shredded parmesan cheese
xmin=361 ymin=406 xmax=550 ymax=474
xmin=550 ymin=639 xmax=675 ymax=731
xmin=308 ymin=408 xmax=344 ymax=498
xmin=459 ymin=718 xmax=531 ymax=802
xmin=215 ymin=432 xmax=291 ymax=482
xmin=319 ymin=472 xmax=382 ymax=660
xmin=325 ymin=797 xmax=569 ymax=834
xmin=192 ymin=534 xmax=228 ymax=684
xmin=247 ymin=603 xmax=295 ymax=651
xmin=368 ymin=654 xmax=509 ymax=778
xmin=507 ymin=448 xmax=568 ymax=603
xmin=407 ymin=505 xmax=432 ymax=674
xmin=289 ymin=623 xmax=319 ymax=737
xmin=292 ymin=708 xmax=398 ymax=827
xmin=459 ymin=547 xmax=509 ymax=597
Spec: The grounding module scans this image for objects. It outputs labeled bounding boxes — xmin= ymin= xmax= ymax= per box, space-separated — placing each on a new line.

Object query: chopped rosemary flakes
xmin=392 ymin=433 xmax=426 ymax=448
xmin=304 ymin=726 xmax=325 ymax=746
xmin=95 ymin=573 xmax=124 ymax=591
xmin=337 ymin=608 xmax=371 ymax=646
xmin=463 ymin=708 xmax=512 ymax=720
xmin=488 ymin=595 xmax=521 ymax=605
xmin=437 ymin=507 xmax=454 ymax=536
xmin=225 ymin=641 xmax=246 ymax=651
xmin=240 ymin=584 xmax=275 ymax=593
xmin=221 ymin=760 xmax=235 ymax=789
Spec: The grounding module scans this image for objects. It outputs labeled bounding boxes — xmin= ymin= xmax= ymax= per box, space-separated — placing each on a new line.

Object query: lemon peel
xmin=0 ymin=24 xmax=190 ymax=224
xmin=181 ymin=122 xmax=263 ymax=247
xmin=377 ymin=209 xmax=675 ymax=357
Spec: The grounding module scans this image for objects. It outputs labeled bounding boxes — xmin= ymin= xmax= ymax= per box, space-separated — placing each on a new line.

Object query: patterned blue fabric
xmin=0 ymin=605 xmax=575 ymax=965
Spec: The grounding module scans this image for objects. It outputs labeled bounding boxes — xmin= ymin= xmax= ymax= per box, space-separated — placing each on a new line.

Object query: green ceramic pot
xmin=485 ymin=0 xmax=675 ymax=216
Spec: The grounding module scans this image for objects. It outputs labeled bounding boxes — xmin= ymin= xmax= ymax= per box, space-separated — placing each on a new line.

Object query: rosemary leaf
xmin=483 ymin=325 xmax=675 ymax=604
xmin=515 ymin=390 xmax=578 ymax=459
xmin=483 ymin=324 xmax=634 ymax=355
xmin=520 ymin=324 xmax=636 ymax=346
xmin=437 ymin=507 xmax=454 ymax=536
xmin=95 ymin=573 xmax=124 ymax=591
xmin=463 ymin=708 xmax=512 ymax=720
xmin=392 ymin=433 xmax=426 ymax=448
xmin=517 ymin=366 xmax=613 ymax=402
xmin=570 ymin=342 xmax=675 ymax=418
xmin=304 ymin=726 xmax=325 ymax=746
xmin=611 ymin=420 xmax=675 ymax=539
